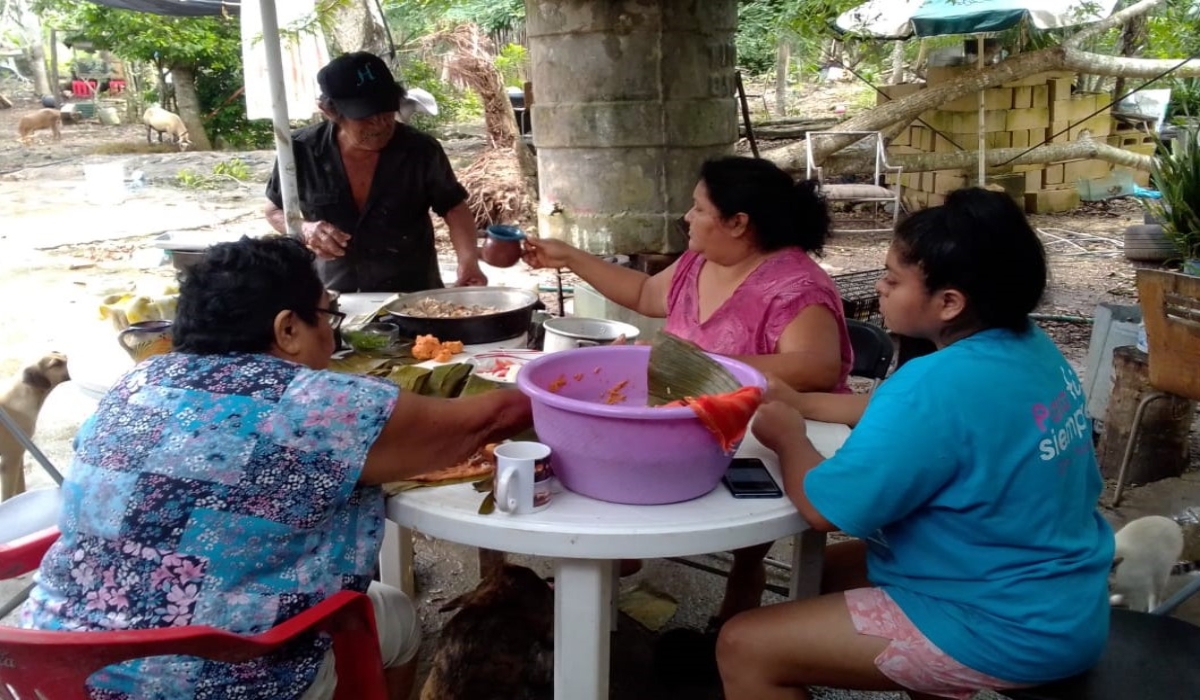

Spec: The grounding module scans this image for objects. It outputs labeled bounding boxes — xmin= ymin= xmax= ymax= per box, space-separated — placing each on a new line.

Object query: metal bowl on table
xmin=381 ymin=287 xmax=541 ymax=345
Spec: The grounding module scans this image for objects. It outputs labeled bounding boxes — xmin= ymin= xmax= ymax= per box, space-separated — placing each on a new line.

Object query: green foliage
xmin=494 ymin=43 xmax=528 ymax=88
xmin=194 ymin=59 xmax=274 ymax=150
xmin=736 ymin=0 xmax=782 ymax=75
xmin=736 ymin=0 xmax=862 ymax=78
xmin=37 ymin=0 xmax=273 ymax=149
xmin=40 ymin=2 xmax=242 ymax=72
xmin=175 ymin=157 xmax=252 ymax=189
xmin=395 ymin=56 xmax=481 ymax=133
xmin=1145 ymin=126 xmax=1200 ymax=261
xmin=1145 ymin=0 xmax=1200 ymax=61
xmin=443 ymin=0 xmax=524 ymax=35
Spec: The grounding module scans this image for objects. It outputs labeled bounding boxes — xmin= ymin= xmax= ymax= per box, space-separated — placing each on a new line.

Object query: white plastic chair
xmin=805 ymin=130 xmax=903 ymax=235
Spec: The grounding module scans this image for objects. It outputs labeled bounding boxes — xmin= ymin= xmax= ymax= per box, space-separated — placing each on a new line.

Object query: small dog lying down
xmin=420 ymin=564 xmax=553 ymax=700
xmin=0 ymin=353 xmax=70 ymax=500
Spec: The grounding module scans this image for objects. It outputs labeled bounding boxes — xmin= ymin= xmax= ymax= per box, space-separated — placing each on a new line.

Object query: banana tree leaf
xmin=385 ymin=365 xmax=432 ymax=394
xmin=329 ymin=356 xmax=392 ymax=375
xmin=459 ymin=374 xmax=508 ymax=397
xmin=424 ymin=363 xmax=473 ymax=398
xmin=382 ymin=472 xmax=489 ymax=495
xmin=647 ymin=331 xmax=740 ymax=406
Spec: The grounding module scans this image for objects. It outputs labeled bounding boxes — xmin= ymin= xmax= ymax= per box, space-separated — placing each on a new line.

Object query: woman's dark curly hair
xmin=699 ymin=156 xmax=831 ymax=255
xmin=173 ymin=236 xmax=325 ymax=354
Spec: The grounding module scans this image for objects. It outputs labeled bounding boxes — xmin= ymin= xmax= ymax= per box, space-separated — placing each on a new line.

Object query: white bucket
xmin=83 ymin=162 xmax=127 ymax=204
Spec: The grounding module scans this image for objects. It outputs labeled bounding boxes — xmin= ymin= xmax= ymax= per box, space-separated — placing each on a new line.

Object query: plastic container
xmin=516 ymin=345 xmax=766 ymax=505
xmin=83 ymin=161 xmax=127 ymax=204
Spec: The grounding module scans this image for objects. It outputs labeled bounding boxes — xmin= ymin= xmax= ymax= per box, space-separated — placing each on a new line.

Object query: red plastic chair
xmin=0 ymin=531 xmax=387 ymax=699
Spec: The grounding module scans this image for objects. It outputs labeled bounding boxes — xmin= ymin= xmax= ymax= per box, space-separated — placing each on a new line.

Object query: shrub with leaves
xmin=1145 ymin=125 xmax=1200 ymax=262
xmin=395 ymin=57 xmax=482 ymax=133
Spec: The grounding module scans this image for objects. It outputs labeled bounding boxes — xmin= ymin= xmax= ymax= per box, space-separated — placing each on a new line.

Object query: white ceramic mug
xmin=494 ymin=441 xmax=553 ymax=514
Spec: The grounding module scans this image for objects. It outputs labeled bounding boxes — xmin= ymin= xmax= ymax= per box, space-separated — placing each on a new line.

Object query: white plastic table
xmin=382 ymin=422 xmax=850 ymax=700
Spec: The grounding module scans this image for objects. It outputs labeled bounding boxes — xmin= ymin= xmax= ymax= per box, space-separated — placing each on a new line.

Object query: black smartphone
xmin=722 ymin=458 xmax=783 ymax=499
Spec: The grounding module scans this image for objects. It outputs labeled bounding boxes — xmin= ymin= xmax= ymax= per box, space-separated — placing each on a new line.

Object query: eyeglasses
xmin=315 ymin=307 xmax=346 ymax=330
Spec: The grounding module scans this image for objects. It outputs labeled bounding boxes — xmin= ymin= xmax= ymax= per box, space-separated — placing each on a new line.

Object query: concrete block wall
xmin=875 ymin=68 xmax=1152 ymax=214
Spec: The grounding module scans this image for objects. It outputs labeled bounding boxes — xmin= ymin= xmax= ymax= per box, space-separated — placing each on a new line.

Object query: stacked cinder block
xmin=877 ymin=67 xmax=1150 ymax=214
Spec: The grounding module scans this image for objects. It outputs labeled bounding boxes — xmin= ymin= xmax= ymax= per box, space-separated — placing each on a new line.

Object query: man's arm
xmin=265 ymin=201 xmax=289 ymax=236
xmin=444 ymin=201 xmax=487 ymax=286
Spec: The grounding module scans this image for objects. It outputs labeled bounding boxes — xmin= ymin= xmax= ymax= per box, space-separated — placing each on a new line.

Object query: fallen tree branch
xmin=818 ymin=139 xmax=1152 ymax=176
xmin=1065 ymin=0 xmax=1164 ymax=48
xmin=763 ymin=0 xmax=1197 ymax=174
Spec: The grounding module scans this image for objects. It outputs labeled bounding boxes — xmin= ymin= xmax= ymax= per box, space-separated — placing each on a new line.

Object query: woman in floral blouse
xmin=21 ymin=236 xmax=533 ymax=700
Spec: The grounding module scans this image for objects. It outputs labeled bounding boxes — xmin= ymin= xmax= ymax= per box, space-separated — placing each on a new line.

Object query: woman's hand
xmin=763 ymin=374 xmax=798 ymax=406
xmin=522 ymin=237 xmax=579 ymax=269
xmin=752 ymin=401 xmax=809 ymax=457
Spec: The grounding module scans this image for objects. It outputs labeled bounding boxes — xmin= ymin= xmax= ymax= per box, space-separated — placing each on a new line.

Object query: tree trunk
xmin=49 ymin=29 xmax=60 ymax=98
xmin=169 ymin=65 xmax=212 ymax=151
xmin=889 ymin=41 xmax=905 ymax=85
xmin=1112 ymin=13 xmax=1148 ymax=103
xmin=821 ymin=138 xmax=1153 ymax=177
xmin=913 ymin=38 xmax=929 ymax=78
xmin=13 ymin=0 xmax=50 ymax=96
xmin=775 ymin=40 xmax=789 ymax=117
xmin=328 ymin=0 xmax=389 ymax=56
xmin=1097 ymin=346 xmax=1194 ymax=485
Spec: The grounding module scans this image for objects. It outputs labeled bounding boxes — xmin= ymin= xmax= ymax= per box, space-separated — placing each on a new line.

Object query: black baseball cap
xmin=317 ymin=52 xmax=405 ymax=119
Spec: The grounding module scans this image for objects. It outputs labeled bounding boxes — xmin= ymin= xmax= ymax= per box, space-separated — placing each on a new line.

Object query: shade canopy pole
xmin=258 ymin=0 xmax=302 ymax=237
xmin=977 ymin=34 xmax=987 ymax=187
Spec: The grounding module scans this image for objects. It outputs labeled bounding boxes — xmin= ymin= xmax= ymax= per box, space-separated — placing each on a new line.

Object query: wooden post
xmin=1097 ymin=345 xmax=1195 ymax=485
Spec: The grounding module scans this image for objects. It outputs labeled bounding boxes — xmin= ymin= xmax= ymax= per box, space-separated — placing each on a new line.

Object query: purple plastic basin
xmin=515 ymin=345 xmax=767 ymax=505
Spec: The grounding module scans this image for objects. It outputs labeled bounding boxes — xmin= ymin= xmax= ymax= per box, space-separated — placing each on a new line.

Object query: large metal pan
xmin=381 ymin=287 xmax=541 ymax=345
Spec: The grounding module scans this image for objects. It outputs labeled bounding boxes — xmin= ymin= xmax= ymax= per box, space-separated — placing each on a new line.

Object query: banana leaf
xmin=458 ymin=374 xmax=508 ymax=397
xmin=382 ymin=471 xmax=489 ymax=495
xmin=385 ymin=365 xmax=432 ymax=394
xmin=329 ymin=355 xmax=392 ymax=375
xmin=646 ymin=331 xmax=740 ymax=406
xmin=424 ymin=363 xmax=473 ymax=398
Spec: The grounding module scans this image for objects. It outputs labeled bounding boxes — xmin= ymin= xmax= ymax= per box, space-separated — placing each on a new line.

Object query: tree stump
xmin=1097 ymin=346 xmax=1195 ymax=484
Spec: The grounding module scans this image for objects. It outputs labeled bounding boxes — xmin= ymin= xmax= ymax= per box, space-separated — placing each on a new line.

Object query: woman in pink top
xmin=523 ymin=156 xmax=851 ymax=392
xmin=523 ymin=156 xmax=852 ymax=630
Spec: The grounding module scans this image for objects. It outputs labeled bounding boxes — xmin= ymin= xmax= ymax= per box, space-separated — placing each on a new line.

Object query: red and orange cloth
xmin=662 ymin=386 xmax=763 ymax=452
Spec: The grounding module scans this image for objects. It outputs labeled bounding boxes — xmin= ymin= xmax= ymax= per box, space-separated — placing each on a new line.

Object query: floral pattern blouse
xmin=20 ymin=352 xmax=399 ymax=699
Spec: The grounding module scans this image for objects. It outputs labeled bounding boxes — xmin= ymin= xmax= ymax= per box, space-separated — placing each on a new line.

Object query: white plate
xmin=466 ymin=349 xmax=542 ymax=383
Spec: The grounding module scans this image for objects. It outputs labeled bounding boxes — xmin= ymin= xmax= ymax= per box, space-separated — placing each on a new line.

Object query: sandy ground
xmin=0 ymin=92 xmax=1198 ymax=699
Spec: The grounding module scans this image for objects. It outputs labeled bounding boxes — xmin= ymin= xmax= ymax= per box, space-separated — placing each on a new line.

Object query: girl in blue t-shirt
xmin=717 ymin=187 xmax=1114 ymax=700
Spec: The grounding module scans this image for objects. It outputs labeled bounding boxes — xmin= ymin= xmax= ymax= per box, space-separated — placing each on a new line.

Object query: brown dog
xmin=0 ymin=353 xmax=70 ymax=500
xmin=420 ymin=564 xmax=554 ymax=700
xmin=16 ymin=108 xmax=62 ymax=145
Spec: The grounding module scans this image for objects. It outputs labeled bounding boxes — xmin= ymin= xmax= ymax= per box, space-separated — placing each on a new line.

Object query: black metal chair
xmin=1005 ymin=575 xmax=1200 ymax=700
xmin=846 ymin=319 xmax=894 ymax=387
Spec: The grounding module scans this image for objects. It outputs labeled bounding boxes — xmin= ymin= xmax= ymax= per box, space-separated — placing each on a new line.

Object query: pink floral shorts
xmin=845 ymin=587 xmax=1031 ymax=700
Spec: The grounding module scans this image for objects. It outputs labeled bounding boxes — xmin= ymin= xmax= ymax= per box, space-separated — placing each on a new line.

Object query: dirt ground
xmin=2 ymin=92 xmax=1199 ymax=698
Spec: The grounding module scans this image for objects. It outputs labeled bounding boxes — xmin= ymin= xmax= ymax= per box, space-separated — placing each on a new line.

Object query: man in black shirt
xmin=264 ymin=51 xmax=486 ymax=293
